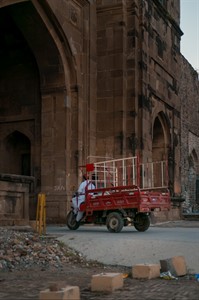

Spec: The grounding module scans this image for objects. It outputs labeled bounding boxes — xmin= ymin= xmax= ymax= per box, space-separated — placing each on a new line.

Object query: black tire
xmin=106 ymin=212 xmax=124 ymax=233
xmin=66 ymin=211 xmax=80 ymax=230
xmin=134 ymin=213 xmax=150 ymax=232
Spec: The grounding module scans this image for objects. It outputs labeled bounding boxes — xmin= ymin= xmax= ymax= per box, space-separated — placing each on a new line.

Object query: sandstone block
xmin=132 ymin=264 xmax=160 ymax=279
xmin=160 ymin=256 xmax=187 ymax=276
xmin=39 ymin=286 xmax=80 ymax=300
xmin=91 ymin=272 xmax=123 ymax=292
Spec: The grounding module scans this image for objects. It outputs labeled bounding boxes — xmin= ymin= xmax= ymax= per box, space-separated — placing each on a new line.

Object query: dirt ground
xmin=0 ymin=221 xmax=199 ymax=299
xmin=1 ymin=262 xmax=199 ymax=300
xmin=0 ymin=263 xmax=130 ymax=300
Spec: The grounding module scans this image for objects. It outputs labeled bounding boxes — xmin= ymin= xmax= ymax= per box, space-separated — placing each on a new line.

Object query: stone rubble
xmin=0 ymin=227 xmax=92 ymax=272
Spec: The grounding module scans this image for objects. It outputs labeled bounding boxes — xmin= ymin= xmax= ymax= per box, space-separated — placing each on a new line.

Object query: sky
xmin=180 ymin=0 xmax=199 ymax=71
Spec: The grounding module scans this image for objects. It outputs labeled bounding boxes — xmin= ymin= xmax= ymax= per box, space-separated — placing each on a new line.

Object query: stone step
xmin=183 ymin=213 xmax=199 ymax=221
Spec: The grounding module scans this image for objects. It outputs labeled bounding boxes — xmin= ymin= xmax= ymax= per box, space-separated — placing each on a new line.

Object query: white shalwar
xmin=72 ymin=180 xmax=95 ymax=221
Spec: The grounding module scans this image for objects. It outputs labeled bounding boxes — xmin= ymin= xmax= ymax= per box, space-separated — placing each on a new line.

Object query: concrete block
xmin=39 ymin=286 xmax=80 ymax=300
xmin=91 ymin=272 xmax=123 ymax=292
xmin=160 ymin=256 xmax=187 ymax=276
xmin=132 ymin=264 xmax=160 ymax=279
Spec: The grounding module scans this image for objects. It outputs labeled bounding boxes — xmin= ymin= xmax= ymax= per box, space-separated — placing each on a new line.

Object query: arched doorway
xmin=0 ymin=1 xmax=78 ymax=222
xmin=3 ymin=131 xmax=31 ymax=176
xmin=0 ymin=3 xmax=41 ymax=187
xmin=152 ymin=117 xmax=166 ymax=161
xmin=152 ymin=113 xmax=170 ymax=189
xmin=187 ymin=150 xmax=199 ymax=211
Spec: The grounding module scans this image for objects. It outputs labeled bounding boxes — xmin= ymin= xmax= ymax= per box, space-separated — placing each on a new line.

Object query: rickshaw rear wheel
xmin=134 ymin=213 xmax=150 ymax=232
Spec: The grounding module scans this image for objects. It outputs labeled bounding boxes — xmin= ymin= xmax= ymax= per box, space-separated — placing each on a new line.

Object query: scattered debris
xmin=160 ymin=271 xmax=178 ymax=280
xmin=0 ymin=227 xmax=100 ymax=272
xmin=195 ymin=274 xmax=199 ymax=282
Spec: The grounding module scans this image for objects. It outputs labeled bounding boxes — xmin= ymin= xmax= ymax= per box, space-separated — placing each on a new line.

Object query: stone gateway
xmin=0 ymin=0 xmax=198 ymax=224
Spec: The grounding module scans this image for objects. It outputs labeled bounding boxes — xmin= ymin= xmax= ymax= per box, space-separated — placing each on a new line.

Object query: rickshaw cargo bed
xmin=83 ymin=185 xmax=171 ymax=213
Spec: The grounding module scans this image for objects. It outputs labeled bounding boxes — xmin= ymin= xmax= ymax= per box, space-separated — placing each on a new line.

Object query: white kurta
xmin=72 ymin=180 xmax=95 ymax=221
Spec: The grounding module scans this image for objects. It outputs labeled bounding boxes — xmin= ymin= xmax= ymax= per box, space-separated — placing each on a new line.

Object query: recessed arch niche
xmin=0 ymin=0 xmax=78 ymax=222
xmin=3 ymin=131 xmax=31 ymax=176
xmin=152 ymin=112 xmax=171 ymax=188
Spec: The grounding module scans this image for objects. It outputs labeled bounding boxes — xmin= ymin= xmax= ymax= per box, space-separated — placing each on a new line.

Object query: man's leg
xmin=76 ymin=211 xmax=84 ymax=222
xmin=75 ymin=196 xmax=84 ymax=221
xmin=72 ymin=197 xmax=78 ymax=214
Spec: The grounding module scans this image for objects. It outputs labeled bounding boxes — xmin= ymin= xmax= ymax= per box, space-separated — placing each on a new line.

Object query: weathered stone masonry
xmin=180 ymin=57 xmax=199 ymax=212
xmin=0 ymin=0 xmax=198 ymax=223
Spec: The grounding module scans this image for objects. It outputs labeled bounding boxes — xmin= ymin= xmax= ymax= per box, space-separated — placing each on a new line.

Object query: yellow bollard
xmin=36 ymin=193 xmax=46 ymax=235
xmin=41 ymin=193 xmax=46 ymax=235
xmin=43 ymin=194 xmax=46 ymax=235
xmin=36 ymin=194 xmax=40 ymax=233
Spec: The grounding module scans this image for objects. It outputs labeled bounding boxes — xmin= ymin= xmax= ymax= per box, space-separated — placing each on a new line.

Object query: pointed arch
xmin=0 ymin=1 xmax=79 ymax=206
xmin=190 ymin=149 xmax=198 ymax=166
xmin=187 ymin=149 xmax=199 ymax=209
xmin=151 ymin=112 xmax=171 ymax=189
xmin=2 ymin=131 xmax=31 ymax=175
xmin=152 ymin=111 xmax=171 ymax=162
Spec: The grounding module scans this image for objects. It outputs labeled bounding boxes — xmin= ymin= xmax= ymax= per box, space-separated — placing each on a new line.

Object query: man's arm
xmin=78 ymin=181 xmax=87 ymax=193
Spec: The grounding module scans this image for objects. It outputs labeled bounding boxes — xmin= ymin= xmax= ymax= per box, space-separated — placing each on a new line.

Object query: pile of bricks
xmin=39 ymin=255 xmax=187 ymax=300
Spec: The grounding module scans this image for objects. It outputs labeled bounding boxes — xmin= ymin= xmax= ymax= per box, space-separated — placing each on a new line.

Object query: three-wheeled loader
xmin=66 ymin=156 xmax=171 ymax=233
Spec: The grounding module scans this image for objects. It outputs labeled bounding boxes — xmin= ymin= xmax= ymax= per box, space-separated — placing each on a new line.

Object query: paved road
xmin=47 ymin=221 xmax=199 ymax=273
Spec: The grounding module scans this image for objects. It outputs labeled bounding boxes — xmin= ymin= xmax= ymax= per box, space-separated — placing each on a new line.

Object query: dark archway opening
xmin=152 ymin=115 xmax=169 ymax=188
xmin=152 ymin=117 xmax=166 ymax=162
xmin=4 ymin=131 xmax=31 ymax=176
xmin=0 ymin=1 xmax=77 ymax=222
xmin=0 ymin=3 xmax=41 ymax=183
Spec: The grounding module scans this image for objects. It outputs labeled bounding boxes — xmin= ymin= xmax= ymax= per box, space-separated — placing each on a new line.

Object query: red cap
xmin=86 ymin=163 xmax=95 ymax=172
